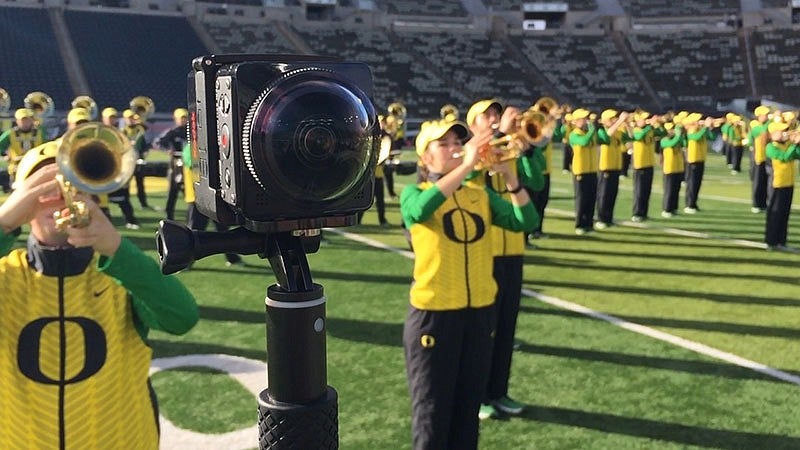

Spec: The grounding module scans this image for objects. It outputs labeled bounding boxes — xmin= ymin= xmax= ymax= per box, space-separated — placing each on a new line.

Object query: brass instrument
xmin=475 ymin=110 xmax=548 ymax=170
xmin=129 ymin=96 xmax=155 ymax=121
xmin=71 ymin=95 xmax=98 ymax=120
xmin=53 ymin=123 xmax=136 ymax=231
xmin=532 ymin=96 xmax=560 ymax=118
xmin=387 ymin=102 xmax=407 ymax=120
xmin=440 ymin=104 xmax=459 ymax=121
xmin=0 ymin=88 xmax=10 ymax=114
xmin=705 ymin=116 xmax=726 ymax=128
xmin=24 ymin=91 xmax=54 ymax=125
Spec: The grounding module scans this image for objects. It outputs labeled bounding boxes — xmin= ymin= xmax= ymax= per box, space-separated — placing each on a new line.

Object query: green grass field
xmin=4 ymin=147 xmax=800 ymax=449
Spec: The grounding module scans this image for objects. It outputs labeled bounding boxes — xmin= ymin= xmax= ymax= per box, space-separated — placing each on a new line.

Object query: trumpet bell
xmin=532 ymin=96 xmax=559 ymax=117
xmin=71 ymin=95 xmax=98 ymax=121
xmin=387 ymin=102 xmax=407 ymax=120
xmin=57 ymin=123 xmax=136 ymax=195
xmin=24 ymin=91 xmax=55 ymax=119
xmin=440 ymin=104 xmax=459 ymax=121
xmin=129 ymin=96 xmax=155 ymax=120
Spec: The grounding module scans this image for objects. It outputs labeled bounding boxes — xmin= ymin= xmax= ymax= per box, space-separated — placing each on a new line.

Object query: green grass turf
xmin=3 ymin=146 xmax=800 ymax=449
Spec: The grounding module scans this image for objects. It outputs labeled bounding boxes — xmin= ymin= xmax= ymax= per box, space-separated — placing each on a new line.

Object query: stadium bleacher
xmin=0 ymin=6 xmax=74 ymax=110
xmin=751 ymin=27 xmax=800 ymax=106
xmin=63 ymin=10 xmax=208 ymax=112
xmin=618 ymin=0 xmax=740 ymax=17
xmin=371 ymin=0 xmax=468 ymax=17
xmin=205 ymin=21 xmax=296 ymax=54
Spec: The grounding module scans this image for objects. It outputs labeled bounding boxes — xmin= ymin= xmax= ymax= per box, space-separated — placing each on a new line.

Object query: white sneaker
xmin=575 ymin=228 xmax=587 ymax=236
xmin=594 ymin=222 xmax=608 ymax=230
xmin=125 ymin=223 xmax=140 ymax=230
xmin=683 ymin=207 xmax=697 ymax=214
xmin=751 ymin=207 xmax=764 ymax=214
xmin=661 ymin=211 xmax=674 ymax=218
xmin=631 ymin=215 xmax=643 ymax=223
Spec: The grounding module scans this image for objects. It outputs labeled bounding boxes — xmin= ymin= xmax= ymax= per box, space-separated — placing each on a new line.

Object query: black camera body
xmin=189 ymin=54 xmax=379 ymax=233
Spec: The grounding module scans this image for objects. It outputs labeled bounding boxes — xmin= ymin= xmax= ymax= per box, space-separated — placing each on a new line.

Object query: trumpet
xmin=704 ymin=116 xmax=726 ymax=128
xmin=53 ymin=123 xmax=137 ymax=231
xmin=24 ymin=91 xmax=54 ymax=125
xmin=474 ymin=110 xmax=548 ymax=170
xmin=387 ymin=102 xmax=407 ymax=120
xmin=129 ymin=96 xmax=155 ymax=121
xmin=531 ymin=96 xmax=560 ymax=118
xmin=71 ymin=95 xmax=98 ymax=121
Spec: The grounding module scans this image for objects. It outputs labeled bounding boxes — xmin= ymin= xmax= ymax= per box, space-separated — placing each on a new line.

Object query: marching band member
xmin=0 ymin=144 xmax=198 ymax=450
xmin=465 ymin=99 xmax=544 ymax=421
xmin=595 ymin=109 xmax=630 ymax=229
xmin=683 ymin=113 xmax=713 ymax=214
xmin=764 ymin=121 xmax=799 ymax=251
xmin=746 ymin=105 xmax=771 ymax=213
xmin=0 ymin=108 xmax=47 ymax=183
xmin=659 ymin=122 xmax=685 ymax=218
xmin=156 ymin=108 xmax=189 ymax=220
xmin=122 ymin=109 xmax=152 ymax=210
xmin=401 ymin=118 xmax=537 ymax=450
xmin=568 ymin=108 xmax=598 ymax=234
xmin=526 ymin=135 xmax=551 ymax=243
xmin=726 ymin=113 xmax=747 ymax=175
xmin=629 ymin=111 xmax=656 ymax=222
xmin=103 ymin=108 xmax=139 ymax=229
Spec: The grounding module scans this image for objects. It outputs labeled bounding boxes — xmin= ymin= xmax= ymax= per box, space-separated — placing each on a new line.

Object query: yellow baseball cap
xmin=15 ymin=108 xmax=35 ymax=120
xmin=571 ymin=108 xmax=590 ymax=120
xmin=466 ymin=99 xmax=502 ymax=126
xmin=635 ymin=111 xmax=651 ymax=121
xmin=67 ymin=108 xmax=91 ymax=125
xmin=782 ymin=111 xmax=796 ymax=122
xmin=600 ymin=109 xmax=618 ymax=121
xmin=102 ymin=107 xmax=118 ymax=118
xmin=122 ymin=109 xmax=135 ymax=118
xmin=174 ymin=108 xmax=189 ymax=119
xmin=415 ymin=119 xmax=469 ymax=156
xmin=768 ymin=121 xmax=789 ymax=133
xmin=663 ymin=122 xmax=675 ymax=131
xmin=13 ymin=141 xmax=58 ymax=189
xmin=685 ymin=112 xmax=703 ymax=123
xmin=754 ymin=105 xmax=770 ymax=117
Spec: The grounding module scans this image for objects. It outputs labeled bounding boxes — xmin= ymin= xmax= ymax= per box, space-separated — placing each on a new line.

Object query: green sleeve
xmin=552 ymin=123 xmax=565 ymax=142
xmin=0 ymin=227 xmax=20 ymax=256
xmin=517 ymin=149 xmax=544 ymax=191
xmin=98 ymin=238 xmax=199 ymax=337
xmin=596 ymin=128 xmax=610 ymax=145
xmin=720 ymin=123 xmax=731 ymax=138
xmin=487 ymin=187 xmax=539 ymax=232
xmin=569 ymin=125 xmax=595 ymax=147
xmin=632 ymin=125 xmax=653 ymax=141
xmin=766 ymin=143 xmax=795 ymax=162
xmin=660 ymin=129 xmax=683 ymax=147
xmin=686 ymin=128 xmax=708 ymax=140
xmin=0 ymin=130 xmax=11 ymax=155
xmin=400 ymin=184 xmax=447 ymax=229
xmin=653 ymin=126 xmax=667 ymax=138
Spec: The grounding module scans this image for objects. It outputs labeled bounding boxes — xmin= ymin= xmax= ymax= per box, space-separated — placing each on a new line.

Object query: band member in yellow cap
xmin=0 ymin=108 xmax=48 ymax=184
xmin=0 ymin=142 xmax=198 ymax=450
xmin=746 ymin=105 xmax=772 ymax=213
xmin=683 ymin=113 xmax=713 ymax=214
xmin=567 ymin=108 xmax=598 ymax=234
xmin=764 ymin=121 xmax=799 ymax=251
xmin=596 ymin=109 xmax=630 ymax=228
xmin=401 ymin=118 xmax=537 ymax=449
xmin=629 ymin=111 xmax=656 ymax=221
xmin=659 ymin=122 xmax=685 ymax=218
xmin=156 ymin=108 xmax=189 ymax=220
xmin=121 ymin=109 xmax=152 ymax=210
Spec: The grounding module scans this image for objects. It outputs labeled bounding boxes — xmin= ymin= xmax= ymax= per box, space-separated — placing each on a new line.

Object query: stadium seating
xmin=0 ymin=7 xmax=74 ymax=110
xmin=626 ymin=31 xmax=746 ymax=109
xmin=63 ymin=10 xmax=208 ymax=112
xmin=484 ymin=0 xmax=598 ymax=12
xmin=371 ymin=0 xmax=468 ymax=17
xmin=618 ymin=0 xmax=740 ymax=17
xmin=751 ymin=28 xmax=800 ymax=106
xmin=205 ymin=21 xmax=296 ymax=54
xmin=511 ymin=32 xmax=652 ymax=110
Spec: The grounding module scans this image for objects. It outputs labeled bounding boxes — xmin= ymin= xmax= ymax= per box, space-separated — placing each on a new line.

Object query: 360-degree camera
xmin=188 ymin=54 xmax=380 ymax=233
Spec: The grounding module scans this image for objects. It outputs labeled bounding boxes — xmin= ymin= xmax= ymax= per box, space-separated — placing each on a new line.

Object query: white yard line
xmin=328 ymin=228 xmax=800 ymax=386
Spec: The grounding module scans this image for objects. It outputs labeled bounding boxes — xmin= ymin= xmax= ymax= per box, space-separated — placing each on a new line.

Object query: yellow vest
xmin=408 ymin=182 xmax=496 ymax=310
xmin=768 ymin=143 xmax=796 ymax=188
xmin=469 ymin=168 xmax=525 ymax=257
xmin=686 ymin=129 xmax=708 ymax=163
xmin=599 ymin=129 xmax=624 ymax=171
xmin=750 ymin=119 xmax=768 ymax=164
xmin=6 ymin=128 xmax=45 ymax=175
xmin=632 ymin=127 xmax=655 ymax=169
xmin=661 ymin=146 xmax=685 ymax=175
xmin=0 ymin=250 xmax=159 ymax=450
xmin=570 ymin=129 xmax=598 ymax=175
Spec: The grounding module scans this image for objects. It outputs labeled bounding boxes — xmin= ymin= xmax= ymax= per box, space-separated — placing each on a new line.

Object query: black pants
xmin=165 ymin=156 xmax=184 ymax=220
xmin=404 ymin=305 xmax=494 ymax=450
xmin=765 ymin=187 xmax=793 ymax=247
xmin=730 ymin=145 xmax=744 ymax=172
xmin=562 ymin=145 xmax=573 ymax=172
xmin=485 ymin=255 xmax=523 ymax=402
xmin=685 ymin=162 xmax=705 ymax=209
xmin=186 ymin=203 xmax=242 ymax=264
xmin=751 ymin=162 xmax=768 ymax=209
xmin=574 ymin=172 xmax=597 ymax=229
xmin=632 ymin=167 xmax=653 ymax=218
xmin=108 ymin=185 xmax=138 ymax=225
xmin=529 ymin=174 xmax=550 ymax=235
xmin=134 ymin=164 xmax=149 ymax=208
xmin=662 ymin=172 xmax=683 ymax=213
xmin=596 ymin=170 xmax=620 ymax=225
xmin=384 ymin=163 xmax=396 ymax=197
xmin=621 ymin=151 xmax=631 ymax=177
xmin=358 ymin=176 xmax=386 ymax=224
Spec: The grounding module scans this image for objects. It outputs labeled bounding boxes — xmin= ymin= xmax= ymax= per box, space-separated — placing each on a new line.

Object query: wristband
xmin=508 ymin=184 xmax=524 ymax=194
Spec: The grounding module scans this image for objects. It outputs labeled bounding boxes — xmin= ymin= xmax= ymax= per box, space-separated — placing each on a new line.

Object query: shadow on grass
xmin=526 ymin=279 xmax=800 ymax=308
xmin=528 ymin=247 xmax=790 ymax=267
xmin=150 ymin=339 xmax=265 ymax=361
xmin=519 ymin=405 xmax=800 ymax=449
xmin=326 ymin=317 xmax=403 ymax=347
xmin=517 ymin=343 xmax=780 ymax=383
xmin=199 ymin=305 xmax=263 ymax=324
xmin=520 ymin=304 xmax=800 ymax=340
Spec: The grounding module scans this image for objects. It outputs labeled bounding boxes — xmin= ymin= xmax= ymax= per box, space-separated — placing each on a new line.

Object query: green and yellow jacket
xmin=766 ymin=142 xmax=800 ymax=188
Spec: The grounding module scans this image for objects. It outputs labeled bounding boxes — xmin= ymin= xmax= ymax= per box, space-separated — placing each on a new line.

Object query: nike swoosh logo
xmin=94 ymin=287 xmax=110 ymax=297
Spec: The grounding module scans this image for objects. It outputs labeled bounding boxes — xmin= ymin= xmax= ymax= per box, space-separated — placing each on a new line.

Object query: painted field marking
xmin=328 ymin=228 xmax=800 ymax=386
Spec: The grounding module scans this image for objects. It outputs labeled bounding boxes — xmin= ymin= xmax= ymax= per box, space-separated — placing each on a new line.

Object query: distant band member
xmin=659 ymin=122 xmax=685 ymax=217
xmin=0 ymin=108 xmax=47 ymax=183
xmin=568 ymin=109 xmax=597 ymax=234
xmin=157 ymin=108 xmax=189 ymax=220
xmin=764 ymin=121 xmax=799 ymax=251
xmin=596 ymin=109 xmax=629 ymax=228
xmin=121 ymin=109 xmax=152 ymax=209
xmin=684 ymin=114 xmax=713 ymax=214
xmin=747 ymin=105 xmax=771 ymax=213
xmin=629 ymin=111 xmax=656 ymax=222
